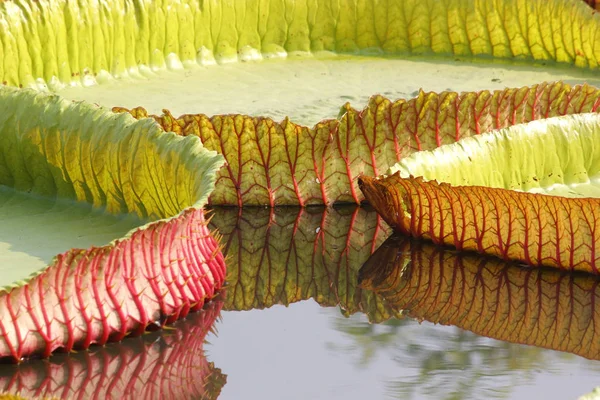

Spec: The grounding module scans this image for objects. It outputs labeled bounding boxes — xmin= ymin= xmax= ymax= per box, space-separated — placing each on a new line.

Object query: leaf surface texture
xmin=118 ymin=82 xmax=600 ymax=205
xmin=361 ymin=113 xmax=600 ymax=273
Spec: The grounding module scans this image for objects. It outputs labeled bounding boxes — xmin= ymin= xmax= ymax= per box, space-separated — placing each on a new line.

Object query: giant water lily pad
xmin=1 ymin=0 xmax=599 ymax=90
xmin=3 ymin=0 xmax=600 ymax=205
xmin=0 ymin=87 xmax=225 ymax=361
xmin=360 ymin=112 xmax=600 ymax=273
xmin=113 ymin=81 xmax=600 ymax=206
xmin=0 ymin=0 xmax=599 ymax=374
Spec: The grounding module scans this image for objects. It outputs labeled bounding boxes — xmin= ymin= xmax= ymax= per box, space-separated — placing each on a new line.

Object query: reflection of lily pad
xmin=209 ymin=206 xmax=396 ymax=322
xmin=0 ymin=301 xmax=226 ymax=399
xmin=360 ymin=235 xmax=600 ymax=360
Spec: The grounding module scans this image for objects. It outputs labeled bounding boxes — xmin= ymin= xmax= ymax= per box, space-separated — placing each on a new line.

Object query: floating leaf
xmin=360 ymin=113 xmax=600 ymax=273
xmin=116 ymin=81 xmax=600 ymax=206
xmin=1 ymin=0 xmax=600 ymax=89
xmin=360 ymin=235 xmax=600 ymax=361
xmin=0 ymin=302 xmax=225 ymax=399
xmin=208 ymin=206 xmax=396 ymax=322
xmin=0 ymin=87 xmax=225 ymax=361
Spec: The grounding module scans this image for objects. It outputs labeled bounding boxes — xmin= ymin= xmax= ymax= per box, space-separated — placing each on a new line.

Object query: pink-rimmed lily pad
xmin=0 ymin=87 xmax=225 ymax=362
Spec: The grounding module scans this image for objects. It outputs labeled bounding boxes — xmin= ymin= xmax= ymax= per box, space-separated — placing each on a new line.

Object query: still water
xmin=1 ymin=206 xmax=600 ymax=399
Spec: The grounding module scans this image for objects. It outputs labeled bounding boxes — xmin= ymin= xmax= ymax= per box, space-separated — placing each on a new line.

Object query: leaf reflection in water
xmin=208 ymin=206 xmax=396 ymax=322
xmin=0 ymin=301 xmax=225 ymax=400
xmin=354 ymin=235 xmax=600 ymax=399
xmin=360 ymin=235 xmax=600 ymax=360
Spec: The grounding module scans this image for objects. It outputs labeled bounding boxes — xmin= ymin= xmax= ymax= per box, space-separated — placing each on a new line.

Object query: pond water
xmin=209 ymin=305 xmax=600 ymax=400
xmin=1 ymin=206 xmax=600 ymax=399
xmin=206 ymin=207 xmax=600 ymax=400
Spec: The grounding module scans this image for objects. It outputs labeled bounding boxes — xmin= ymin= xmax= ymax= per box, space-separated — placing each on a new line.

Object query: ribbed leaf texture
xmin=360 ymin=111 xmax=600 ymax=273
xmin=360 ymin=236 xmax=600 ymax=360
xmin=209 ymin=206 xmax=396 ymax=323
xmin=0 ymin=88 xmax=225 ymax=361
xmin=116 ymin=82 xmax=600 ymax=206
xmin=1 ymin=0 xmax=600 ymax=88
xmin=0 ymin=302 xmax=225 ymax=400
xmin=360 ymin=175 xmax=600 ymax=274
xmin=0 ymin=208 xmax=224 ymax=362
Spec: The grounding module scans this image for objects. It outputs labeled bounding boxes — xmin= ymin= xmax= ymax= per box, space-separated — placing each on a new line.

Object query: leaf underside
xmin=360 ymin=112 xmax=600 ymax=273
xmin=116 ymin=81 xmax=600 ymax=206
xmin=209 ymin=206 xmax=395 ymax=323
xmin=0 ymin=88 xmax=226 ymax=362
xmin=360 ymin=236 xmax=600 ymax=360
xmin=360 ymin=175 xmax=600 ymax=274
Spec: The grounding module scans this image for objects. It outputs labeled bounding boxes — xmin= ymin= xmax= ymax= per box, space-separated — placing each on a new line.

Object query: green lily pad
xmin=0 ymin=87 xmax=224 ymax=361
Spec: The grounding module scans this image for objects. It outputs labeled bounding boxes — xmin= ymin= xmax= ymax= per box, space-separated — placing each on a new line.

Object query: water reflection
xmin=327 ymin=312 xmax=579 ymax=400
xmin=0 ymin=301 xmax=225 ymax=399
xmin=4 ymin=208 xmax=600 ymax=399
xmin=208 ymin=205 xmax=394 ymax=321
xmin=351 ymin=234 xmax=600 ymax=398
xmin=207 ymin=207 xmax=600 ymax=399
xmin=360 ymin=235 xmax=600 ymax=360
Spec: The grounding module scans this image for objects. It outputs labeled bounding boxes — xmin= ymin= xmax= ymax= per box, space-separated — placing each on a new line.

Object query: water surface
xmin=206 ymin=207 xmax=600 ymax=400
